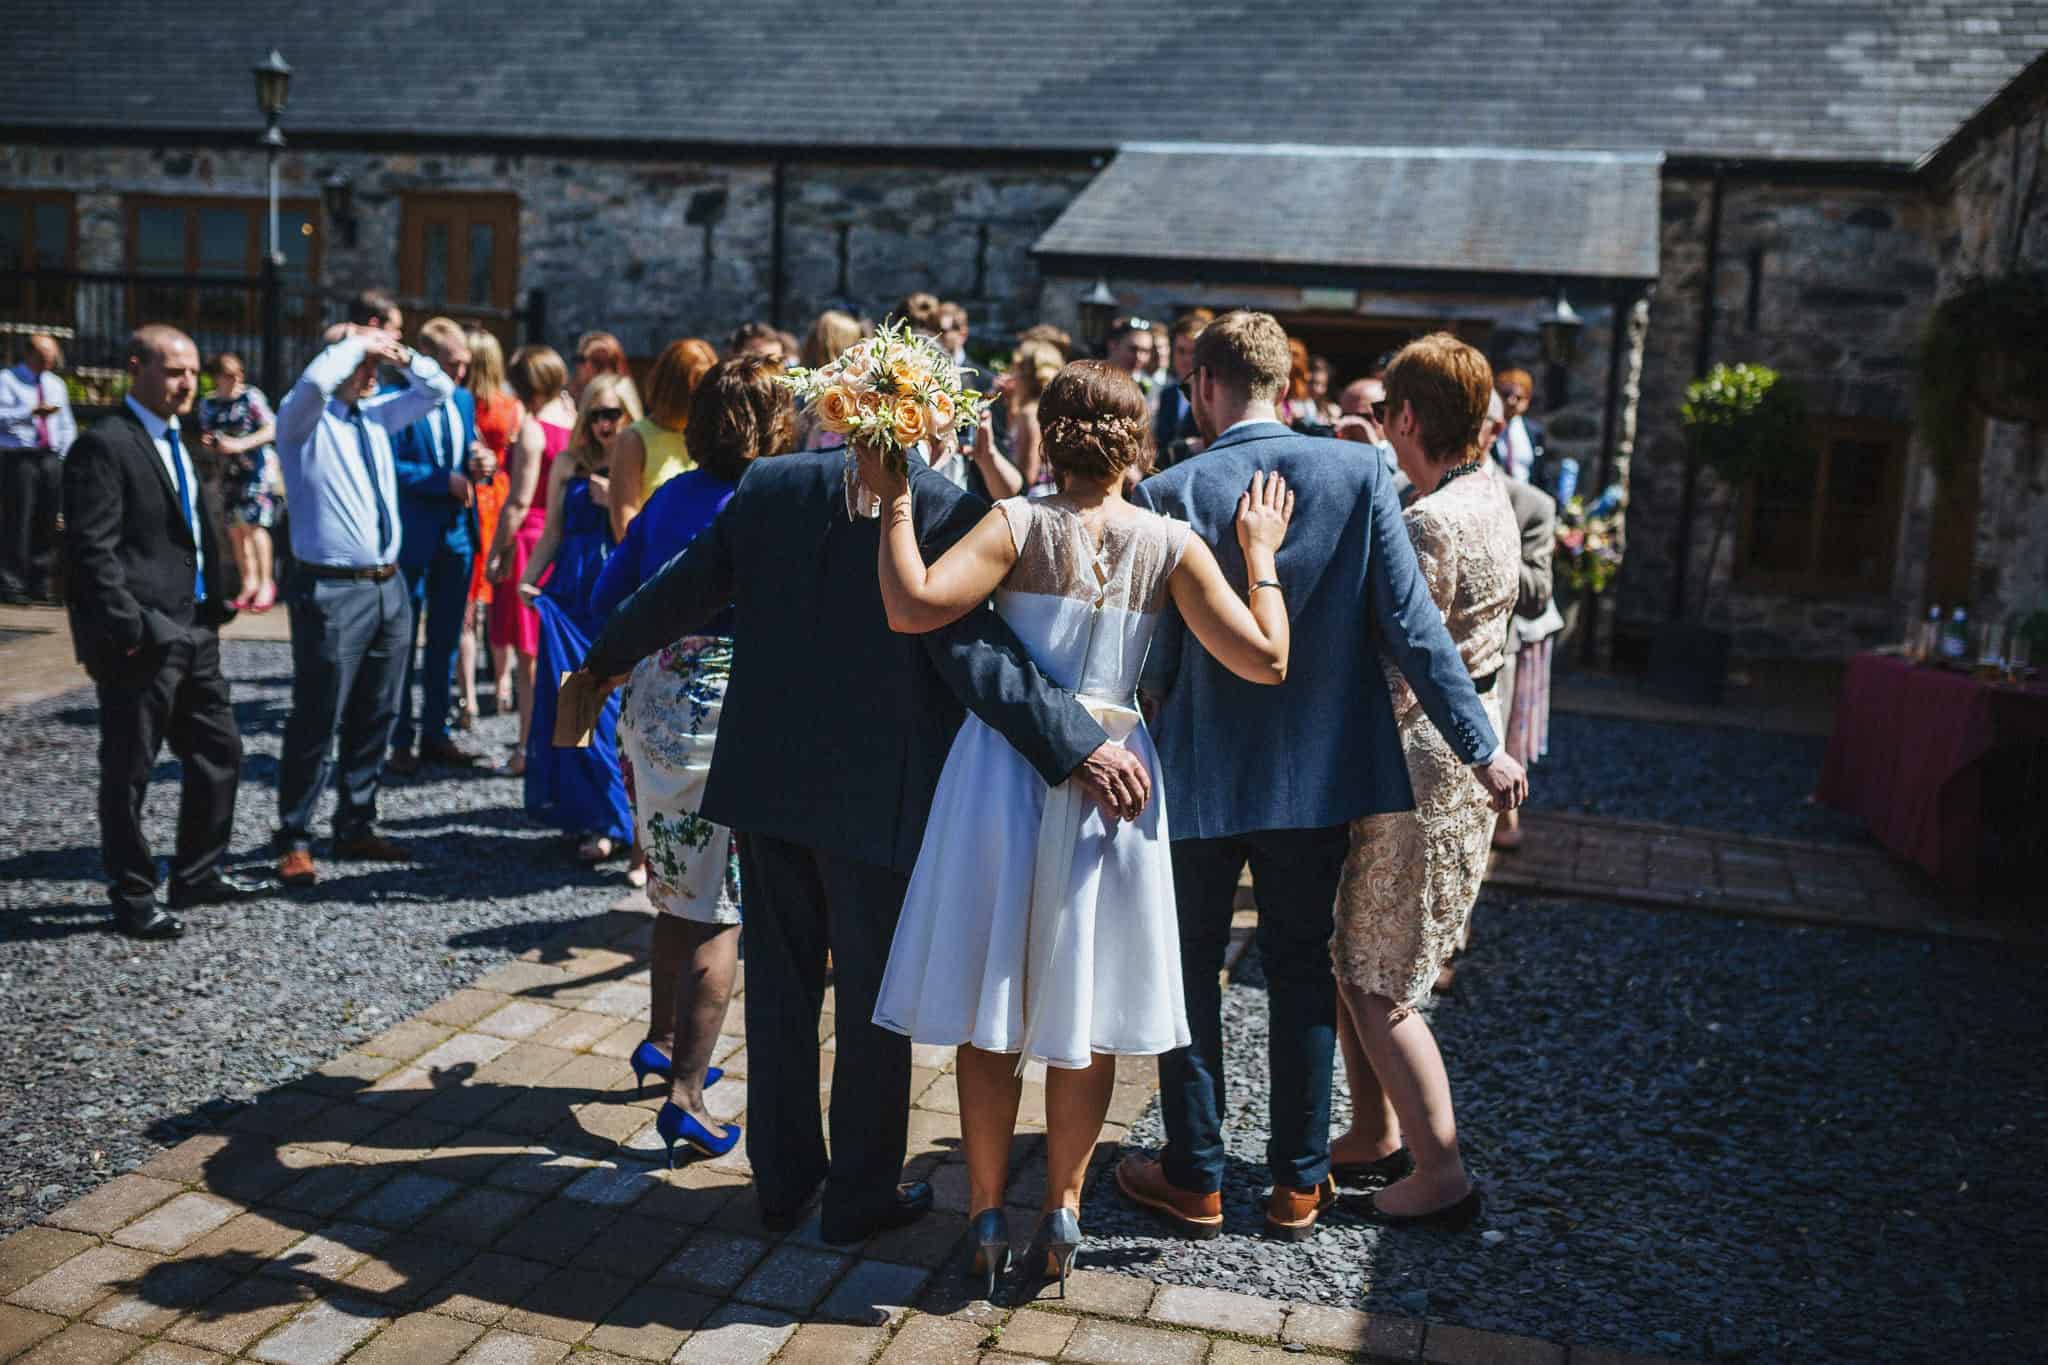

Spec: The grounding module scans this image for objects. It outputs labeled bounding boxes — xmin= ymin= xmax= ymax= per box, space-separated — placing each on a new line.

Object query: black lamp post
xmin=252 ymin=50 xmax=292 ymax=265
xmin=1537 ymin=287 xmax=1584 ymax=410
xmin=1077 ymin=278 xmax=1118 ymax=357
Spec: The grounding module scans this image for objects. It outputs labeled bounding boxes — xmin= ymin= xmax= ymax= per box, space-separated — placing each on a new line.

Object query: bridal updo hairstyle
xmin=686 ymin=355 xmax=796 ymax=482
xmin=1038 ymin=360 xmax=1154 ymax=484
xmin=1382 ymin=332 xmax=1495 ymax=464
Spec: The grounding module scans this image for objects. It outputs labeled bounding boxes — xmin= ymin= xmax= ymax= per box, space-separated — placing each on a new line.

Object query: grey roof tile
xmin=8 ymin=3 xmax=2047 ymax=164
xmin=1032 ymin=145 xmax=1663 ymax=279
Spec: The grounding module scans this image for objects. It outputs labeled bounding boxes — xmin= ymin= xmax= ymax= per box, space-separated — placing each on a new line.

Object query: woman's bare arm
xmin=488 ymin=414 xmax=542 ymax=581
xmin=520 ymin=454 xmax=576 ymax=592
xmin=1166 ymin=471 xmax=1295 ymax=685
xmin=607 ymin=426 xmax=645 ymax=542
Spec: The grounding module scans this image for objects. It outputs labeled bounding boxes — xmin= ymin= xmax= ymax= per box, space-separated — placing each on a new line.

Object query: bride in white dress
xmin=858 ymin=361 xmax=1296 ymax=1297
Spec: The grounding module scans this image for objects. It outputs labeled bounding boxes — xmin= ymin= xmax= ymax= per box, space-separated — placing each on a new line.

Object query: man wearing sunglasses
xmin=389 ymin=316 xmax=491 ymax=773
xmin=1334 ymin=376 xmax=1398 ymax=476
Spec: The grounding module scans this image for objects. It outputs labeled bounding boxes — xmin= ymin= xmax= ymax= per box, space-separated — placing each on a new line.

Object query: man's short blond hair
xmin=1384 ymin=332 xmax=1495 ymax=463
xmin=1188 ymin=310 xmax=1289 ymax=403
xmin=418 ymin=316 xmax=467 ymax=358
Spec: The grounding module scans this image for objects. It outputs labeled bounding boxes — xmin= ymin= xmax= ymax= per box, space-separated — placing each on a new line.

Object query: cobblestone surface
xmin=0 ymin=643 xmax=614 ymax=1236
xmin=1085 ymin=896 xmax=2047 ymax=1363
xmin=1528 ymin=711 xmax=1869 ymax=845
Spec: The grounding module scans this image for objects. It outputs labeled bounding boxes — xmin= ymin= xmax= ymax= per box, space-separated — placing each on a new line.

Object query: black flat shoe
xmin=818 ymin=1180 xmax=934 ymax=1245
xmin=114 ymin=903 xmax=185 ymax=940
xmin=1339 ymin=1184 xmax=1483 ymax=1231
xmin=167 ymin=871 xmax=273 ymax=910
xmin=1330 ymin=1147 xmax=1415 ymax=1188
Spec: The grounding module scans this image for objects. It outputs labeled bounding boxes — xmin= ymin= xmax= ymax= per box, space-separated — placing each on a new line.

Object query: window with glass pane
xmin=32 ymin=205 xmax=68 ymax=269
xmin=281 ymin=209 xmax=317 ymax=323
xmin=1740 ymin=422 xmax=1903 ymax=592
xmin=467 ymin=224 xmax=495 ymax=305
xmin=0 ymin=205 xmax=22 ymax=312
xmin=1813 ymin=439 xmax=1895 ymax=583
xmin=423 ymin=223 xmax=450 ymax=302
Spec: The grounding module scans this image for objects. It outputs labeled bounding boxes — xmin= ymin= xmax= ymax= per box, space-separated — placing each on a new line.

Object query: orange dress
xmin=469 ymin=392 xmax=522 ymax=604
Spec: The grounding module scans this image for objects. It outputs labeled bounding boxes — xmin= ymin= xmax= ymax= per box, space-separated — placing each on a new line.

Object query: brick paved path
xmin=0 ymin=895 xmax=1685 ymax=1365
xmin=1488 ymin=812 xmax=2045 ymax=946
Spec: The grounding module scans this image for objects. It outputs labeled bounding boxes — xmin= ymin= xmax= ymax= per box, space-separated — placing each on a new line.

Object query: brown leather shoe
xmin=1115 ymin=1155 xmax=1223 ymax=1240
xmin=1265 ymin=1175 xmax=1337 ymax=1242
xmin=278 ymin=848 xmax=318 ymax=887
xmin=333 ymin=834 xmax=413 ymax=862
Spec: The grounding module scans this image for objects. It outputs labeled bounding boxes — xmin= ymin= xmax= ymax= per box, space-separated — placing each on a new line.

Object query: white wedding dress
xmin=874 ymin=496 xmax=1193 ymax=1070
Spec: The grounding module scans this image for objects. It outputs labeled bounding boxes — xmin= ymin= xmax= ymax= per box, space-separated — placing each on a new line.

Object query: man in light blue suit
xmin=389 ymin=316 xmax=490 ymax=771
xmin=1119 ymin=311 xmax=1526 ymax=1241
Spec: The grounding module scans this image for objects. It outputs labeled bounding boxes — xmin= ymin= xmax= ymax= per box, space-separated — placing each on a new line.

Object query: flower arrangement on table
xmin=778 ymin=319 xmax=988 ymax=473
xmin=1556 ymin=483 xmax=1627 ymax=595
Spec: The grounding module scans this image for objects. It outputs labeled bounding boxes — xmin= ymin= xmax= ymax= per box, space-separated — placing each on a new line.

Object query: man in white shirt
xmin=271 ymin=324 xmax=454 ymax=887
xmin=0 ymin=333 xmax=78 ymax=602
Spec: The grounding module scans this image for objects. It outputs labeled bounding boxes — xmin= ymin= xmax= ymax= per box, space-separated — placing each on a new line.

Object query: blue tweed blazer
xmin=1133 ymin=421 xmax=1498 ymax=840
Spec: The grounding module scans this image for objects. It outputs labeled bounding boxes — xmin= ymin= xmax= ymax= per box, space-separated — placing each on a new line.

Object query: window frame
xmin=1734 ymin=415 xmax=1910 ymax=597
xmin=0 ymin=189 xmax=80 ymax=324
xmin=397 ymin=192 xmax=522 ymax=349
xmin=122 ymin=193 xmax=324 ymax=336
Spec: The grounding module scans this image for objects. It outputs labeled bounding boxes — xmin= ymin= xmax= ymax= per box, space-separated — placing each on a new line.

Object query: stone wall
xmin=1618 ymin=177 xmax=1943 ymax=657
xmin=0 ymin=141 xmax=1087 ymax=360
xmin=1932 ymin=88 xmax=2048 ymax=631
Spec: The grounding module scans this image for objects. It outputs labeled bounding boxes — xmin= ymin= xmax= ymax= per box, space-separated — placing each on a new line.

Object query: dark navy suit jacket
xmin=1133 ymin=421 xmax=1498 ymax=841
xmin=584 ymin=450 xmax=1108 ymax=876
xmin=391 ymin=386 xmax=479 ymax=567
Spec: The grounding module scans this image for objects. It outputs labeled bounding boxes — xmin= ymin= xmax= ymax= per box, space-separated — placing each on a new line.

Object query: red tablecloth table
xmin=1817 ymin=653 xmax=2048 ymax=892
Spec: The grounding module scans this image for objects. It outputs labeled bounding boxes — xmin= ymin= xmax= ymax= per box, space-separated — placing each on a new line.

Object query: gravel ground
xmin=0 ymin=640 xmax=620 ymax=1236
xmin=1526 ymin=710 xmax=1869 ymax=845
xmin=1083 ymin=895 xmax=2047 ymax=1363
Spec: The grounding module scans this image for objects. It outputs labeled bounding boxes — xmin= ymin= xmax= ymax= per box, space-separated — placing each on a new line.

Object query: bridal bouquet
xmin=778 ymin=319 xmax=987 ymax=473
xmin=1556 ymin=483 xmax=1626 ymax=595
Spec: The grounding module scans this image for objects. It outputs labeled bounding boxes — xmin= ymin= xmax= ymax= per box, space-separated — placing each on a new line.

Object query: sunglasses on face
xmin=588 ymin=407 xmax=625 ymax=424
xmin=1115 ymin=316 xmax=1153 ymax=332
xmin=1371 ymin=400 xmax=1389 ymax=423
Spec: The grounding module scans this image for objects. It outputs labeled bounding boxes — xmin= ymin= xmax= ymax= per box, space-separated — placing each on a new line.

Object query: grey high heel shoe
xmin=1025 ymin=1207 xmax=1082 ymax=1297
xmin=968 ymin=1208 xmax=1011 ymax=1300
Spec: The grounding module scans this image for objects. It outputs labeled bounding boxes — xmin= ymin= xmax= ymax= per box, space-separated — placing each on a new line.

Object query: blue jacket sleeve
xmin=1362 ymin=462 xmax=1499 ymax=765
xmin=390 ymin=417 xmax=452 ymax=500
xmin=583 ymin=486 xmax=735 ymax=677
xmin=914 ymin=472 xmax=1107 ymax=787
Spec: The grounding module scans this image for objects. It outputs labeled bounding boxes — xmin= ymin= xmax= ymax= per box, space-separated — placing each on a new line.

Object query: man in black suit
xmin=62 ymin=326 xmax=262 ymax=938
xmin=580 ymin=449 xmax=1146 ymax=1244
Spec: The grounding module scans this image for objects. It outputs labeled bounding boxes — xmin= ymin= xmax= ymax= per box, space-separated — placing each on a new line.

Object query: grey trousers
xmin=278 ymin=571 xmax=410 ymax=849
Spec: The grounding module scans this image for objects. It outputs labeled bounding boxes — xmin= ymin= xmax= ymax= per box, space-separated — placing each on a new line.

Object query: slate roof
xmin=12 ymin=2 xmax=2048 ymax=166
xmin=1032 ymin=144 xmax=1664 ymax=280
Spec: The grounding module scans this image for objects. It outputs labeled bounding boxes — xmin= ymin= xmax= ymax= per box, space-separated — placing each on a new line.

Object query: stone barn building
xmin=5 ymin=2 xmax=2047 ymax=659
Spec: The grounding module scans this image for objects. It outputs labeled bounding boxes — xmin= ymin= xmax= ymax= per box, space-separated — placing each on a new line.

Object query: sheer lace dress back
xmin=994 ymin=496 xmax=1190 ymax=704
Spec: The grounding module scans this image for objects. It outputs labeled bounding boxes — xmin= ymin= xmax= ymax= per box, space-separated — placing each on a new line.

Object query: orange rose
xmin=889 ymin=356 xmax=927 ymax=391
xmin=855 ymin=389 xmax=888 ymax=420
xmin=891 ymin=395 xmax=930 ymax=447
xmin=815 ymin=385 xmax=860 ymax=434
xmin=925 ymin=389 xmax=956 ymax=434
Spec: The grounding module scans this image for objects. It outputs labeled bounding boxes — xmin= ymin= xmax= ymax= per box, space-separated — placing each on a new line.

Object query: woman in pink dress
xmin=485 ymin=345 xmax=577 ymax=774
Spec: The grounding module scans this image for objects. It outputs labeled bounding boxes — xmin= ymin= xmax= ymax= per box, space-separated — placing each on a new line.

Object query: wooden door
xmin=1926 ymin=420 xmax=1982 ymax=610
xmin=398 ymin=193 xmax=520 ymax=347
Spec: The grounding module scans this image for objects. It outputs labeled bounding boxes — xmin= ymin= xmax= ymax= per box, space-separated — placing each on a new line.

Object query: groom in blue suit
xmin=1123 ymin=311 xmax=1525 ymax=1240
xmin=389 ymin=317 xmax=487 ymax=770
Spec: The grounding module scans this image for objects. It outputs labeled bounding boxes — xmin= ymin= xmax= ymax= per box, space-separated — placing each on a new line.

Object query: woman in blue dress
xmin=518 ymin=373 xmax=638 ymax=861
xmin=586 ymin=355 xmax=793 ymax=1164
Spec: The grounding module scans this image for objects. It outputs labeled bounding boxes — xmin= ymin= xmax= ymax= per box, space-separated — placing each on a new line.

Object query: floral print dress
xmin=198 ymin=388 xmax=279 ymax=528
xmin=619 ymin=635 xmax=740 ymax=924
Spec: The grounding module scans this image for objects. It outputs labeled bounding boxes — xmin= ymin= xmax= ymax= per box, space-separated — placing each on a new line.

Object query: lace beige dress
xmin=1332 ymin=465 xmax=1520 ymax=1016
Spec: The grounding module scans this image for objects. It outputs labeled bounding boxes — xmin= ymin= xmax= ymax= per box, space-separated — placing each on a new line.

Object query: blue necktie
xmin=166 ymin=422 xmax=204 ymax=602
xmin=351 ymin=408 xmax=394 ymax=563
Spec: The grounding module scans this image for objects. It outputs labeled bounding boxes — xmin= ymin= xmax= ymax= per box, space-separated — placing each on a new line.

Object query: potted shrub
xmin=1917 ymin=272 xmax=2048 ymax=479
xmin=1651 ymin=362 xmax=1811 ymax=703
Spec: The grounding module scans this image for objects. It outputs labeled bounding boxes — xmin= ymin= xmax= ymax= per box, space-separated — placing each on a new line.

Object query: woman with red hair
xmin=608 ymin=337 xmax=718 ymax=542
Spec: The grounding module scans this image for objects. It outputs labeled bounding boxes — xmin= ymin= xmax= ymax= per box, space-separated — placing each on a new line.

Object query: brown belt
xmin=304 ymin=563 xmax=398 ymax=582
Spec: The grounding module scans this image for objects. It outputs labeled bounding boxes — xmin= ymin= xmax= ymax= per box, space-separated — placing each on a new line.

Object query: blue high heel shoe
xmin=655 ymin=1101 xmax=741 ymax=1168
xmin=1024 ymin=1207 xmax=1081 ymax=1298
xmin=630 ymin=1040 xmax=723 ymax=1092
xmin=967 ymin=1208 xmax=1011 ymax=1301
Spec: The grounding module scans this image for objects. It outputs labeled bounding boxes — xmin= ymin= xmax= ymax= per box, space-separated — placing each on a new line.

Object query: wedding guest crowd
xmin=56 ymin=288 xmax=1539 ymax=1292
